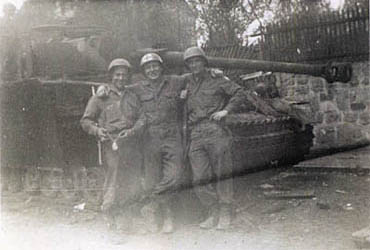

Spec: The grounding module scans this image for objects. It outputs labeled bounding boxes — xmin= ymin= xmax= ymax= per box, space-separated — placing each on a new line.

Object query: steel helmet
xmin=108 ymin=58 xmax=131 ymax=73
xmin=140 ymin=53 xmax=163 ymax=67
xmin=183 ymin=46 xmax=208 ymax=65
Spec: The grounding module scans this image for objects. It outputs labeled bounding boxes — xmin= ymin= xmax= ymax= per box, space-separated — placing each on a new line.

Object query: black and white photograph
xmin=0 ymin=0 xmax=369 ymax=249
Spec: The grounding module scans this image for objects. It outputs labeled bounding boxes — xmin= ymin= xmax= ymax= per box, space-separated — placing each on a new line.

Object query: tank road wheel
xmin=85 ymin=167 xmax=105 ymax=205
xmin=24 ymin=167 xmax=41 ymax=194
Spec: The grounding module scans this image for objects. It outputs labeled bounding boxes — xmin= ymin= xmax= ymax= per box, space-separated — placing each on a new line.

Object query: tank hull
xmin=0 ymin=79 xmax=100 ymax=198
xmin=226 ymin=113 xmax=313 ymax=175
xmin=0 ymin=78 xmax=313 ymax=199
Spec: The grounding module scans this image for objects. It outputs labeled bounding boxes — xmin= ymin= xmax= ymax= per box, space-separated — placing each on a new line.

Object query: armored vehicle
xmin=0 ymin=25 xmax=351 ymax=201
xmin=1 ymin=25 xmax=109 ymax=201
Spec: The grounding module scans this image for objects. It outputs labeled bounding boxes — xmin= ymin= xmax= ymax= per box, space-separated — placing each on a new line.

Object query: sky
xmin=330 ymin=0 xmax=346 ymax=8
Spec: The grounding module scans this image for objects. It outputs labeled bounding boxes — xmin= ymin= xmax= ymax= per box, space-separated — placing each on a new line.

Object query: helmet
xmin=183 ymin=46 xmax=208 ymax=65
xmin=140 ymin=53 xmax=163 ymax=67
xmin=108 ymin=58 xmax=131 ymax=72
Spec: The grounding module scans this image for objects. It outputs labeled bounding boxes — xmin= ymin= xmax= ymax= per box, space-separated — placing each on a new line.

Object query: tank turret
xmin=29 ymin=25 xmax=110 ymax=79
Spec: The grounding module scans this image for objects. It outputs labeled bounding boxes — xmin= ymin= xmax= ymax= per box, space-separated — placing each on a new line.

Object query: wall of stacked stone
xmin=273 ymin=61 xmax=370 ymax=152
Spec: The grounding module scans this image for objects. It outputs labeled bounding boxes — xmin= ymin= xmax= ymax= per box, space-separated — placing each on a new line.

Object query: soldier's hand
xmin=180 ymin=89 xmax=188 ymax=99
xmin=210 ymin=110 xmax=228 ymax=121
xmin=97 ymin=128 xmax=108 ymax=141
xmin=118 ymin=129 xmax=133 ymax=138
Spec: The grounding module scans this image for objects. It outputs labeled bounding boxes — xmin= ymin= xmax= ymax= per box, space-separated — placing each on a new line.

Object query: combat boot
xmin=199 ymin=205 xmax=219 ymax=229
xmin=161 ymin=205 xmax=174 ymax=234
xmin=216 ymin=204 xmax=232 ymax=230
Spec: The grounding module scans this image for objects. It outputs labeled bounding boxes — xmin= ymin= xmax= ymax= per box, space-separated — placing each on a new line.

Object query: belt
xmin=189 ymin=118 xmax=224 ymax=130
xmin=188 ymin=118 xmax=208 ymax=129
xmin=189 ymin=119 xmax=232 ymax=138
xmin=149 ymin=121 xmax=178 ymax=129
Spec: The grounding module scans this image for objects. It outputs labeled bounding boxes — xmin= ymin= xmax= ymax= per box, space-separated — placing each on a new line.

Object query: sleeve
xmin=220 ymin=78 xmax=248 ymax=113
xmin=176 ymin=74 xmax=187 ymax=91
xmin=173 ymin=75 xmax=187 ymax=102
xmin=130 ymin=111 xmax=146 ymax=136
xmin=245 ymin=92 xmax=281 ymax=116
xmin=126 ymin=91 xmax=146 ymax=136
xmin=80 ymin=96 xmax=101 ymax=136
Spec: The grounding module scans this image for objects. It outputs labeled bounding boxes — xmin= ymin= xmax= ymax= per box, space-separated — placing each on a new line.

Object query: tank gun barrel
xmin=132 ymin=50 xmax=352 ymax=83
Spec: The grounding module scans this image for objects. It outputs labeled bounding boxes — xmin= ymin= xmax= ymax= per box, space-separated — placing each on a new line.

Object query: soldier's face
xmin=112 ymin=67 xmax=130 ymax=90
xmin=186 ymin=57 xmax=206 ymax=75
xmin=143 ymin=61 xmax=163 ymax=81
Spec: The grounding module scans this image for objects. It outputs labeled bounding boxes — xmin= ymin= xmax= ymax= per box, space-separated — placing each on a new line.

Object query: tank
xmin=2 ymin=25 xmax=352 ymax=201
xmin=0 ymin=25 xmax=109 ymax=201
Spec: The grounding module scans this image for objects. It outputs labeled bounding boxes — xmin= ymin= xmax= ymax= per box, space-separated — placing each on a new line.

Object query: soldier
xmin=131 ymin=53 xmax=185 ymax=233
xmin=182 ymin=46 xmax=246 ymax=230
xmin=80 ymin=58 xmax=144 ymax=215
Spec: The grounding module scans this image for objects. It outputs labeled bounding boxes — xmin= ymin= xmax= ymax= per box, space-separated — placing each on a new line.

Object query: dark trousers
xmin=189 ymin=121 xmax=234 ymax=208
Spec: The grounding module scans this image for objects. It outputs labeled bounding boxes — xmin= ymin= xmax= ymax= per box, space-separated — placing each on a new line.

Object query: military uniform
xmin=131 ymin=75 xmax=185 ymax=197
xmin=80 ymin=85 xmax=144 ymax=211
xmin=184 ymin=70 xmax=246 ymax=210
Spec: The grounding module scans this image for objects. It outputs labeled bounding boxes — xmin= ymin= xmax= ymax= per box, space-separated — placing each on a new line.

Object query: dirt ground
xmin=1 ymin=164 xmax=370 ymax=250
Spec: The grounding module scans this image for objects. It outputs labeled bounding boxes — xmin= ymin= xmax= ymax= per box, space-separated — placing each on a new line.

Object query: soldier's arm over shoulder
xmin=210 ymin=68 xmax=230 ymax=80
xmin=182 ymin=72 xmax=192 ymax=78
xmin=96 ymin=84 xmax=110 ymax=98
xmin=125 ymin=83 xmax=143 ymax=95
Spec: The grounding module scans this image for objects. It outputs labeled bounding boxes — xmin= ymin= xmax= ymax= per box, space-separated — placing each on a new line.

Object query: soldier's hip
xmin=146 ymin=122 xmax=181 ymax=140
xmin=190 ymin=120 xmax=230 ymax=140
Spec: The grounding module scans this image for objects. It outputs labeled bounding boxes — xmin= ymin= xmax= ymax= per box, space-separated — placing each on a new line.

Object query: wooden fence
xmin=204 ymin=5 xmax=369 ymax=66
xmin=262 ymin=5 xmax=369 ymax=63
xmin=203 ymin=44 xmax=260 ymax=79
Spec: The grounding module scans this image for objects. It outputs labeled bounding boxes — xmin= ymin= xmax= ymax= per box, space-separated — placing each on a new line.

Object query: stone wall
xmin=274 ymin=61 xmax=370 ymax=153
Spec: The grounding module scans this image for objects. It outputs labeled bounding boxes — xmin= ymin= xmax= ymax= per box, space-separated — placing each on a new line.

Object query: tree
xmin=343 ymin=0 xmax=369 ymax=9
xmin=187 ymin=0 xmax=250 ymax=46
xmin=274 ymin=0 xmax=330 ymax=18
xmin=187 ymin=0 xmax=332 ymax=47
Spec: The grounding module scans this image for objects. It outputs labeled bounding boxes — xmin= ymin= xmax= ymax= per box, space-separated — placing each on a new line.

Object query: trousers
xmin=142 ymin=125 xmax=184 ymax=200
xmin=189 ymin=121 xmax=234 ymax=208
xmin=101 ymin=137 xmax=143 ymax=210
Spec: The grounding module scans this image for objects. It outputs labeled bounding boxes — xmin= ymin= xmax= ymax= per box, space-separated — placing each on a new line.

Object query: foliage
xmin=10 ymin=0 xmax=367 ymax=51
xmin=273 ymin=0 xmax=330 ymax=19
xmin=186 ymin=0 xmax=334 ymax=47
xmin=186 ymin=0 xmax=247 ymax=46
xmin=342 ymin=0 xmax=369 ymax=9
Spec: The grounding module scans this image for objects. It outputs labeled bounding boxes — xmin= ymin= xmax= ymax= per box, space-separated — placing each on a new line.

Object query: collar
xmin=142 ymin=76 xmax=168 ymax=90
xmin=191 ymin=70 xmax=210 ymax=84
xmin=109 ymin=85 xmax=125 ymax=96
xmin=143 ymin=75 xmax=165 ymax=87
